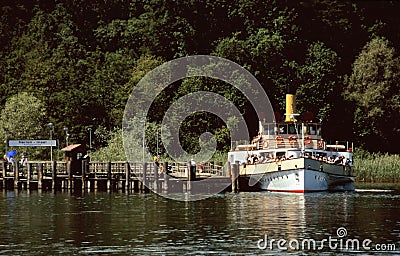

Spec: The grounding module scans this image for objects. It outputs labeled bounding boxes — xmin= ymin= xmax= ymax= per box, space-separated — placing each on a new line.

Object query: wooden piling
xmin=67 ymin=161 xmax=72 ymax=190
xmin=153 ymin=162 xmax=159 ymax=193
xmin=81 ymin=159 xmax=88 ymax=191
xmin=38 ymin=163 xmax=43 ymax=190
xmin=142 ymin=162 xmax=147 ymax=192
xmin=189 ymin=164 xmax=196 ymax=181
xmin=1 ymin=162 xmax=6 ymax=189
xmin=52 ymin=161 xmax=57 ymax=191
xmin=125 ymin=162 xmax=131 ymax=191
xmin=231 ymin=162 xmax=239 ymax=193
xmin=225 ymin=161 xmax=231 ymax=177
xmin=217 ymin=162 xmax=223 ymax=176
xmin=107 ymin=161 xmax=112 ymax=192
xmin=13 ymin=163 xmax=19 ymax=189
xmin=27 ymin=163 xmax=31 ymax=190
xmin=187 ymin=162 xmax=196 ymax=192
xmin=163 ymin=162 xmax=169 ymax=193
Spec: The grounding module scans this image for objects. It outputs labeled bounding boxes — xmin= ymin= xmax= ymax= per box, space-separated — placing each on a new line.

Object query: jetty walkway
xmin=0 ymin=161 xmax=240 ymax=193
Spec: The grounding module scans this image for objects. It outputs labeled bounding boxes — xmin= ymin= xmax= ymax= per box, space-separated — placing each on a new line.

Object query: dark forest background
xmin=1 ymin=0 xmax=399 ymax=159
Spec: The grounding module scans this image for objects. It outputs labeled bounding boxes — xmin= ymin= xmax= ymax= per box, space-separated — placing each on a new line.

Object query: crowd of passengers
xmin=246 ymin=153 xmax=352 ymax=166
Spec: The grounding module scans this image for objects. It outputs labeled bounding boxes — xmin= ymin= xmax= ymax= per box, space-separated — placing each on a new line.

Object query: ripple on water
xmin=0 ymin=189 xmax=399 ymax=255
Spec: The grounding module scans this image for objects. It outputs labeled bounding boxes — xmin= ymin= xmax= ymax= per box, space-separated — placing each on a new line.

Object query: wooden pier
xmin=0 ymin=161 xmax=239 ymax=193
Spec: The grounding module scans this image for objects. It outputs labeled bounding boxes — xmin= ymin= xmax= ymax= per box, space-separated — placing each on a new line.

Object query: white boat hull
xmin=247 ymin=169 xmax=354 ymax=192
xmin=239 ymin=158 xmax=355 ymax=193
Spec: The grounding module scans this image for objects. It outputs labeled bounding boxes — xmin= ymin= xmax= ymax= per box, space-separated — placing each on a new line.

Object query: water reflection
xmin=0 ymin=189 xmax=399 ymax=255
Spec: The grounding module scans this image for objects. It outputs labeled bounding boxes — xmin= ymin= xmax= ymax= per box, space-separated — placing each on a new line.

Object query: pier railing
xmin=1 ymin=160 xmax=227 ymax=183
xmin=0 ymin=160 xmax=238 ymax=193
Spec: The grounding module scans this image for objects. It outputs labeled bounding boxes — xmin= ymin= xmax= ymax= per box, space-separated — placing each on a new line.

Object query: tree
xmin=0 ymin=92 xmax=47 ymax=158
xmin=297 ymin=41 xmax=340 ymax=121
xmin=344 ymin=37 xmax=400 ymax=152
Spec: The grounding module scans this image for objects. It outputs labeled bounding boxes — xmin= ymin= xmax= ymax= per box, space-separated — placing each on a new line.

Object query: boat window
xmin=278 ymin=124 xmax=287 ymax=134
xmin=303 ymin=125 xmax=308 ymax=135
xmin=267 ymin=124 xmax=275 ymax=135
xmin=309 ymin=124 xmax=316 ymax=135
xmin=317 ymin=125 xmax=322 ymax=136
xmin=288 ymin=124 xmax=297 ymax=134
xmin=276 ymin=151 xmax=286 ymax=157
xmin=261 ymin=152 xmax=273 ymax=158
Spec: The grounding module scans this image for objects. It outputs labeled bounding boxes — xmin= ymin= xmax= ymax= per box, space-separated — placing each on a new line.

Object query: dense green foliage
xmin=344 ymin=37 xmax=400 ymax=152
xmin=1 ymin=0 xmax=400 ymax=159
xmin=0 ymin=92 xmax=48 ymax=158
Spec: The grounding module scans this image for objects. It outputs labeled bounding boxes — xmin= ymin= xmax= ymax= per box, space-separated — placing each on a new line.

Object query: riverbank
xmin=353 ymin=151 xmax=400 ymax=183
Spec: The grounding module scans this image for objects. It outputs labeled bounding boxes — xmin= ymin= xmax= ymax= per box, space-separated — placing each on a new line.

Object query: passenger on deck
xmin=345 ymin=158 xmax=352 ymax=166
xmin=153 ymin=155 xmax=159 ymax=167
xmin=199 ymin=161 xmax=204 ymax=173
xmin=253 ymin=155 xmax=259 ymax=164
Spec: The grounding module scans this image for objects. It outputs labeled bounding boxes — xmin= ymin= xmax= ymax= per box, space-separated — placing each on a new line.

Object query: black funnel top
xmin=286 ymin=84 xmax=296 ymax=94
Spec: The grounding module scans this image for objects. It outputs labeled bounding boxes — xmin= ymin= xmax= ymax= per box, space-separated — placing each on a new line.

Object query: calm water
xmin=0 ymin=185 xmax=399 ymax=255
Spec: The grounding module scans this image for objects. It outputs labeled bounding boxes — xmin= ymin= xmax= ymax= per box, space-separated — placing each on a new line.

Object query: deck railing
xmin=233 ymin=138 xmax=353 ymax=152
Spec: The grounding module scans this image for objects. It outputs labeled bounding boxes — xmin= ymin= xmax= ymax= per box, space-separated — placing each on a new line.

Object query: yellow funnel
xmin=285 ymin=94 xmax=296 ymax=122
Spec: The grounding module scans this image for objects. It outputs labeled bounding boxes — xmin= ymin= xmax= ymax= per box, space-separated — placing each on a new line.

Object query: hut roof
xmin=61 ymin=144 xmax=82 ymax=152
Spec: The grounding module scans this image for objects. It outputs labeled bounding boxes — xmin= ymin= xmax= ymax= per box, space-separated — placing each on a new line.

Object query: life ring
xmin=304 ymin=135 xmax=312 ymax=145
xmin=262 ymin=140 xmax=269 ymax=149
xmin=288 ymin=135 xmax=297 ymax=145
xmin=252 ymin=136 xmax=260 ymax=144
xmin=158 ymin=165 xmax=164 ymax=174
xmin=318 ymin=139 xmax=324 ymax=149
xmin=275 ymin=136 xmax=284 ymax=145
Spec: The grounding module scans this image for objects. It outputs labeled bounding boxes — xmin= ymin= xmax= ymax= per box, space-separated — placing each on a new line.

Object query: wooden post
xmin=217 ymin=162 xmax=223 ymax=176
xmin=163 ymin=161 xmax=169 ymax=193
xmin=2 ymin=162 xmax=6 ymax=189
xmin=225 ymin=161 xmax=231 ymax=177
xmin=13 ymin=163 xmax=19 ymax=189
xmin=186 ymin=163 xmax=191 ymax=193
xmin=27 ymin=163 xmax=31 ymax=190
xmin=132 ymin=162 xmax=138 ymax=192
xmin=187 ymin=162 xmax=196 ymax=193
xmin=107 ymin=161 xmax=112 ymax=192
xmin=231 ymin=162 xmax=239 ymax=193
xmin=67 ymin=161 xmax=72 ymax=190
xmin=38 ymin=163 xmax=43 ymax=190
xmin=142 ymin=162 xmax=147 ymax=192
xmin=93 ymin=162 xmax=98 ymax=191
xmin=125 ymin=162 xmax=131 ymax=192
xmin=153 ymin=162 xmax=159 ymax=193
xmin=52 ymin=161 xmax=57 ymax=191
xmin=189 ymin=163 xmax=196 ymax=181
xmin=81 ymin=159 xmax=88 ymax=191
